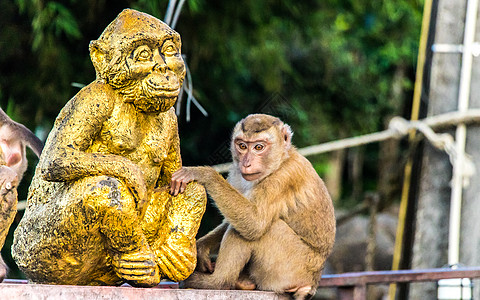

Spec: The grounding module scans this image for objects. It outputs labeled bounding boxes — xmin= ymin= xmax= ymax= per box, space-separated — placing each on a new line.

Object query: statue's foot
xmin=111 ymin=248 xmax=161 ymax=287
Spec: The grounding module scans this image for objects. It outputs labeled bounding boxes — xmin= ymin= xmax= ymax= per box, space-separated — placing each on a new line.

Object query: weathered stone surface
xmin=0 ymin=283 xmax=288 ymax=300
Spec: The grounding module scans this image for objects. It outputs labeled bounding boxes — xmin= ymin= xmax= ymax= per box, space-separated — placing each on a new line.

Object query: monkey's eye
xmin=237 ymin=143 xmax=247 ymax=150
xmin=162 ymin=40 xmax=178 ymax=56
xmin=254 ymin=144 xmax=265 ymax=151
xmin=133 ymin=45 xmax=153 ymax=62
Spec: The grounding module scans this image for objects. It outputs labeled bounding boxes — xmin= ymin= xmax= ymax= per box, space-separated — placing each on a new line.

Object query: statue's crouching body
xmin=12 ymin=9 xmax=207 ymax=287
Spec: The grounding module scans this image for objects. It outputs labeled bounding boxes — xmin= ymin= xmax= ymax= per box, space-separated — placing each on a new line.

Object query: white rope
xmin=15 ymin=110 xmax=480 ymax=211
xmin=213 ymin=110 xmax=480 ymax=180
xmin=389 ymin=117 xmax=475 ymax=187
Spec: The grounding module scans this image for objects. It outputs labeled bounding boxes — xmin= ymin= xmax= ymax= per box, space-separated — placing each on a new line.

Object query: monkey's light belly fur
xmin=12 ymin=9 xmax=206 ymax=286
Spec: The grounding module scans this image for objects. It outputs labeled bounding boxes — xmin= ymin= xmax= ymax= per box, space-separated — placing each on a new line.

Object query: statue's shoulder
xmin=77 ymin=80 xmax=117 ymax=100
xmin=58 ymin=80 xmax=117 ymax=120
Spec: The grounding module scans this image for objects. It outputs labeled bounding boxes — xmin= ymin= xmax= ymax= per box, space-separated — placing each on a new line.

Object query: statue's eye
xmin=162 ymin=41 xmax=178 ymax=56
xmin=254 ymin=144 xmax=264 ymax=151
xmin=134 ymin=45 xmax=152 ymax=61
xmin=138 ymin=50 xmax=151 ymax=60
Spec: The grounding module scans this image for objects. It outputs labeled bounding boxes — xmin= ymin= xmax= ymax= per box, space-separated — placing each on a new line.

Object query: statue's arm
xmin=40 ymin=83 xmax=147 ymax=200
xmin=156 ymin=110 xmax=182 ymax=187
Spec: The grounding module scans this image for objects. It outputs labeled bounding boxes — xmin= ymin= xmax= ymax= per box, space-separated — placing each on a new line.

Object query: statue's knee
xmin=173 ymin=181 xmax=206 ymax=214
xmin=82 ymin=176 xmax=135 ymax=214
xmin=184 ymin=181 xmax=206 ymax=199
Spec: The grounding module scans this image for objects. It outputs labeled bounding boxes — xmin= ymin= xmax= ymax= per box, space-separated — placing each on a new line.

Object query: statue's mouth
xmin=145 ymin=78 xmax=180 ymax=98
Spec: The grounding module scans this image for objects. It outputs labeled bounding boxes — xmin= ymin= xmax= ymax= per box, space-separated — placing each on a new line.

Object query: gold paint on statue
xmin=12 ymin=9 xmax=206 ymax=287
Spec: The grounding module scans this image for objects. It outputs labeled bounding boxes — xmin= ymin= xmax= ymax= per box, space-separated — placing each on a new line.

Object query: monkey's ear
xmin=89 ymin=40 xmax=108 ymax=78
xmin=282 ymin=124 xmax=293 ymax=148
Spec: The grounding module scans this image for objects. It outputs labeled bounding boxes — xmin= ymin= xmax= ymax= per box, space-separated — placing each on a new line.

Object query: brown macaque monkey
xmin=170 ymin=114 xmax=336 ymax=299
xmin=0 ymin=108 xmax=43 ymax=181
xmin=0 ymin=107 xmax=43 ymax=282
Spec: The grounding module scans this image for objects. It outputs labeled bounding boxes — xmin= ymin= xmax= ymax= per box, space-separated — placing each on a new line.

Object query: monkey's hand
xmin=0 ymin=165 xmax=18 ymax=212
xmin=196 ymin=239 xmax=214 ymax=273
xmin=170 ymin=167 xmax=198 ymax=196
xmin=0 ymin=165 xmax=18 ymax=194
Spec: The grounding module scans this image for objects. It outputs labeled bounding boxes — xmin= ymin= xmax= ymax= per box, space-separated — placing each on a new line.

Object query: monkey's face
xmin=231 ymin=114 xmax=293 ymax=182
xmin=233 ymin=133 xmax=275 ymax=182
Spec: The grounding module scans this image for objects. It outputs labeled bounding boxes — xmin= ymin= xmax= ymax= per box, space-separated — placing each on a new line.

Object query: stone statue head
xmin=89 ymin=9 xmax=186 ymax=112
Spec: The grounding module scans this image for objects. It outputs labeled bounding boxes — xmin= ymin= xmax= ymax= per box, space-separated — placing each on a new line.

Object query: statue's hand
xmin=122 ymin=163 xmax=148 ymax=213
xmin=111 ymin=249 xmax=160 ymax=287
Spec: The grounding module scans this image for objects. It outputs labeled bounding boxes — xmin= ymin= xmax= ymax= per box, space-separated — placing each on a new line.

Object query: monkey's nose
xmin=242 ymin=159 xmax=251 ymax=168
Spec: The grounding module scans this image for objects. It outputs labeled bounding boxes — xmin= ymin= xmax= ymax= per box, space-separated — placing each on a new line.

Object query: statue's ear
xmin=89 ymin=40 xmax=107 ymax=78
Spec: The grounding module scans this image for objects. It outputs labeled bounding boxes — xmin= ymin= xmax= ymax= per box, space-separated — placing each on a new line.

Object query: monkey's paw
xmin=0 ymin=166 xmax=18 ymax=215
xmin=0 ymin=166 xmax=18 ymax=195
xmin=195 ymin=244 xmax=214 ymax=273
xmin=0 ymin=262 xmax=6 ymax=283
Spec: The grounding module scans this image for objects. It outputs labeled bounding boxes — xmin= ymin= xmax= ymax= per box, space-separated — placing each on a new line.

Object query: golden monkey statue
xmin=12 ymin=9 xmax=206 ymax=287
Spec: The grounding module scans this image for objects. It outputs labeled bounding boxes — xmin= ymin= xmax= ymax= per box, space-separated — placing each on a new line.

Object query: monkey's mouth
xmin=241 ymin=172 xmax=262 ymax=181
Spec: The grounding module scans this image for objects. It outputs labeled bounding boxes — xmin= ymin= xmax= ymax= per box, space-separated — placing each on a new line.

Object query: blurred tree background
xmin=0 ymin=0 xmax=423 ymax=278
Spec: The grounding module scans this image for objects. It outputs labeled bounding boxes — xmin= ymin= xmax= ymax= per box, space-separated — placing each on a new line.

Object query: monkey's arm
xmin=0 ymin=165 xmax=18 ymax=249
xmin=171 ymin=167 xmax=278 ymax=240
xmin=197 ymin=220 xmax=228 ymax=254
xmin=279 ymin=153 xmax=336 ymax=253
xmin=40 ymin=83 xmax=147 ymax=201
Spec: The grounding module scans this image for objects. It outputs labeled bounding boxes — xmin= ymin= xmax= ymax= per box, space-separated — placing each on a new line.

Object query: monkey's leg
xmin=83 ymin=176 xmax=160 ymax=287
xmin=0 ymin=165 xmax=18 ymax=246
xmin=195 ymin=221 xmax=229 ymax=273
xmin=0 ymin=166 xmax=18 ymax=282
xmin=183 ymin=226 xmax=252 ymax=290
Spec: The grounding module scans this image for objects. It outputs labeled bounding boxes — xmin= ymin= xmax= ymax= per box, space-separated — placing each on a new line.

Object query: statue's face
xmin=90 ymin=9 xmax=186 ymax=112
xmin=123 ymin=37 xmax=185 ymax=112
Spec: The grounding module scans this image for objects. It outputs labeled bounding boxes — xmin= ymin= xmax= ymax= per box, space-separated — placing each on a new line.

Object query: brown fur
xmin=0 ymin=108 xmax=43 ymax=282
xmin=171 ymin=114 xmax=336 ymax=299
xmin=0 ymin=108 xmax=43 ymax=181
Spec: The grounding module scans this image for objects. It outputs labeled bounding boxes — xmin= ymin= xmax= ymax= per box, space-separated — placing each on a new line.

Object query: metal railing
xmin=318 ymin=267 xmax=480 ymax=300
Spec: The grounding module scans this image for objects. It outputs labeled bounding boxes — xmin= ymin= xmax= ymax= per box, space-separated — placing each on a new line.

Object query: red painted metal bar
xmin=318 ymin=267 xmax=480 ymax=300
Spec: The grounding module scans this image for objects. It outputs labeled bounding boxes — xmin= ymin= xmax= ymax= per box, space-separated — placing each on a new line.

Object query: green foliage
xmin=0 ymin=0 xmax=424 ymax=278
xmin=175 ymin=0 xmax=422 ymax=154
xmin=17 ymin=0 xmax=82 ymax=50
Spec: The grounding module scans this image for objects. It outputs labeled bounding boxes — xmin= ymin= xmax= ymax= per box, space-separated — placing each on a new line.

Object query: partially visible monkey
xmin=171 ymin=114 xmax=336 ymax=299
xmin=0 ymin=107 xmax=43 ymax=282
xmin=0 ymin=108 xmax=43 ymax=181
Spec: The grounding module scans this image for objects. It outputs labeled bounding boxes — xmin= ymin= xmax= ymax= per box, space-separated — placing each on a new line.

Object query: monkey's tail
xmin=0 ymin=107 xmax=44 ymax=157
xmin=25 ymin=130 xmax=44 ymax=158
